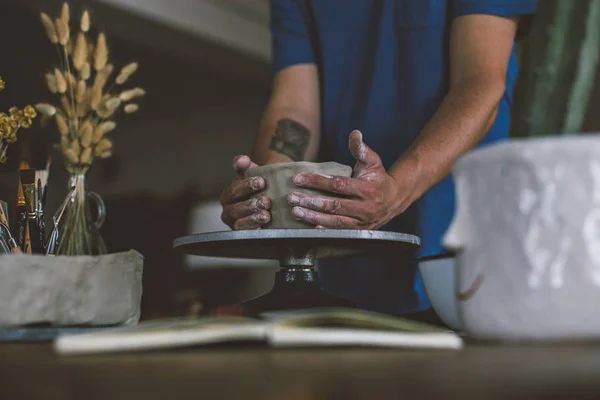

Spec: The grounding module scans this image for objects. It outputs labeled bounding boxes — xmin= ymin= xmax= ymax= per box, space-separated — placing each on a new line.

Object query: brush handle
xmin=0 ymin=236 xmax=11 ymax=255
xmin=0 ymin=201 xmax=8 ymax=227
xmin=45 ymin=227 xmax=59 ymax=256
xmin=0 ymin=222 xmax=12 ymax=255
xmin=23 ymin=222 xmax=31 ymax=254
xmin=27 ymin=217 xmax=43 ymax=255
xmin=38 ymin=215 xmax=46 ymax=253
xmin=14 ymin=207 xmax=26 ymax=251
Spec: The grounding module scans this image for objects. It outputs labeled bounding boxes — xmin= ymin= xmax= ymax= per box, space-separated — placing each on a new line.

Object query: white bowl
xmin=418 ymin=256 xmax=463 ymax=331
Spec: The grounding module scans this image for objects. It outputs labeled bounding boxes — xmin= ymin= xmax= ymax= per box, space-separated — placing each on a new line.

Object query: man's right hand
xmin=220 ymin=155 xmax=271 ymax=230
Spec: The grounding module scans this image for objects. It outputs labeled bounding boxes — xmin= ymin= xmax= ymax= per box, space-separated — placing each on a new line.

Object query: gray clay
xmin=245 ymin=161 xmax=352 ymax=229
xmin=0 ymin=250 xmax=143 ymax=327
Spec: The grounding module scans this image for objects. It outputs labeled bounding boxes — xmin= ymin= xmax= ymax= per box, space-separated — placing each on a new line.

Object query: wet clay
xmin=245 ymin=161 xmax=353 ymax=229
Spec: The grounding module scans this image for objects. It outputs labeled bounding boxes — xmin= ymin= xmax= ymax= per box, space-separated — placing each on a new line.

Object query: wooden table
xmin=1 ymin=343 xmax=600 ymax=399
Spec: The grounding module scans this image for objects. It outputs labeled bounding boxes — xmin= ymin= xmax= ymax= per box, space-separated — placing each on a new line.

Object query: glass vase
xmin=49 ymin=163 xmax=107 ymax=256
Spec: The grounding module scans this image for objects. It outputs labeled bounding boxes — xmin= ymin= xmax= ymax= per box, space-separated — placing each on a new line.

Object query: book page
xmin=265 ymin=309 xmax=463 ymax=349
xmin=54 ymin=316 xmax=266 ymax=355
xmin=268 ymin=308 xmax=451 ymax=333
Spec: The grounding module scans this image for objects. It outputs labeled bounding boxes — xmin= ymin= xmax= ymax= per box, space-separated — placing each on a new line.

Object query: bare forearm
xmin=252 ymin=65 xmax=321 ymax=165
xmin=389 ymin=77 xmax=505 ymax=201
xmin=252 ymin=105 xmax=320 ymax=165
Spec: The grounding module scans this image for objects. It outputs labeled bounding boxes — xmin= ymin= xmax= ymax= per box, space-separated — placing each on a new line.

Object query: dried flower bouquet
xmin=35 ymin=2 xmax=145 ymax=173
xmin=34 ymin=2 xmax=145 ymax=256
xmin=0 ymin=77 xmax=37 ymax=163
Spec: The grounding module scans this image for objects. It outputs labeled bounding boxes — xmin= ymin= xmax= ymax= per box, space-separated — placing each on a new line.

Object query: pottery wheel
xmin=173 ymin=229 xmax=420 ymax=315
xmin=173 ymin=229 xmax=420 ymax=267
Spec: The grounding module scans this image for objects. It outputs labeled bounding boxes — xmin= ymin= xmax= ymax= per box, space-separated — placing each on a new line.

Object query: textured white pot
xmin=443 ymin=135 xmax=600 ymax=341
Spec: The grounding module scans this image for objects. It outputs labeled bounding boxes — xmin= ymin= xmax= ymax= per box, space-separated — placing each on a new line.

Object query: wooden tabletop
xmin=1 ymin=343 xmax=600 ymax=399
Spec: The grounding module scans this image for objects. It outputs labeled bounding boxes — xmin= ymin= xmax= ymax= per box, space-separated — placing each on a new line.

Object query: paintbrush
xmin=0 ymin=234 xmax=11 ymax=254
xmin=20 ymin=169 xmax=44 ymax=254
xmin=0 ymin=201 xmax=16 ymax=254
xmin=40 ymin=156 xmax=52 ymax=251
xmin=14 ymin=160 xmax=29 ymax=251
xmin=0 ymin=222 xmax=22 ymax=254
xmin=45 ymin=187 xmax=73 ymax=256
xmin=35 ymin=169 xmax=49 ymax=253
xmin=42 ymin=156 xmax=51 ymax=209
xmin=23 ymin=223 xmax=31 ymax=254
xmin=0 ymin=200 xmax=9 ymax=228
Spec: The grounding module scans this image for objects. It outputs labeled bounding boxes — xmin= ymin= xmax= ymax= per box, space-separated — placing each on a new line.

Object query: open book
xmin=54 ymin=308 xmax=463 ymax=354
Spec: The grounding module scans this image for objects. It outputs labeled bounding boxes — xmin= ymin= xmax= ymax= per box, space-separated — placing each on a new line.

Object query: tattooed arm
xmin=219 ymin=64 xmax=320 ymax=230
xmin=252 ymin=64 xmax=321 ymax=164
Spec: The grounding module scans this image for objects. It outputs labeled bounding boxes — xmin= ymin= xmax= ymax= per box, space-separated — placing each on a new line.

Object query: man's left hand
xmin=287 ymin=130 xmax=416 ymax=229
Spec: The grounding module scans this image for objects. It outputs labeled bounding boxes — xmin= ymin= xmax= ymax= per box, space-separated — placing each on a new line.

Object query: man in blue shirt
xmin=220 ymin=0 xmax=537 ymax=320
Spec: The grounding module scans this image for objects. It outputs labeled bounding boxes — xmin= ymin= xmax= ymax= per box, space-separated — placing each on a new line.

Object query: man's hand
xmin=287 ymin=130 xmax=417 ymax=229
xmin=220 ymin=155 xmax=271 ymax=230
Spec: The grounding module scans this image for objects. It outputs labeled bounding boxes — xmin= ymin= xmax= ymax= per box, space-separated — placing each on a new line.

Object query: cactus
xmin=511 ymin=0 xmax=600 ymax=137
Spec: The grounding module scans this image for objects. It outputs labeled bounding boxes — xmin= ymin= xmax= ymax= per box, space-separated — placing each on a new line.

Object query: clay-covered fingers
xmin=287 ymin=192 xmax=362 ymax=218
xmin=219 ymin=155 xmax=270 ymax=230
xmin=219 ymin=171 xmax=269 ymax=230
xmin=292 ymin=173 xmax=364 ymax=197
xmin=232 ymin=210 xmax=270 ymax=230
xmin=291 ymin=206 xmax=360 ymax=229
xmin=222 ymin=196 xmax=271 ymax=225
xmin=220 ymin=176 xmax=265 ymax=206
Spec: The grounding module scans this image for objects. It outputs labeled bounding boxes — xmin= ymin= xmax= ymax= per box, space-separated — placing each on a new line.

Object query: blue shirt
xmin=269 ymin=0 xmax=537 ymax=315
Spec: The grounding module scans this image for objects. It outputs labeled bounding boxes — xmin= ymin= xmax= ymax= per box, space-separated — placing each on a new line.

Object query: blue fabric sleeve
xmin=453 ymin=0 xmax=538 ymax=18
xmin=453 ymin=0 xmax=538 ymax=38
xmin=269 ymin=0 xmax=316 ymax=75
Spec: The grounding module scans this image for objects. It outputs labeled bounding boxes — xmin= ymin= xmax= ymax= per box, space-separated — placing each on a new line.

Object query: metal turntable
xmin=173 ymin=229 xmax=420 ymax=315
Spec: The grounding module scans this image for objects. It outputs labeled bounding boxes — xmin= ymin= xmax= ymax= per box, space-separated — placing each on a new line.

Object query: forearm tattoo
xmin=269 ymin=118 xmax=311 ymax=161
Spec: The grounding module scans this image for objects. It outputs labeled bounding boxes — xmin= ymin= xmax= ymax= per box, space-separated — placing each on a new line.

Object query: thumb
xmin=233 ymin=155 xmax=258 ymax=179
xmin=348 ymin=130 xmax=381 ymax=172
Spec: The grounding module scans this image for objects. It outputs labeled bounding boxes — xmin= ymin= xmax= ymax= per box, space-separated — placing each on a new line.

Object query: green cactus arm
xmin=563 ymin=0 xmax=600 ymax=133
xmin=510 ymin=0 xmax=600 ymax=137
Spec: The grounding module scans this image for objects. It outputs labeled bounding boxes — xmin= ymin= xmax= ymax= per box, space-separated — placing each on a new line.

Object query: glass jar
xmin=48 ymin=163 xmax=107 ymax=256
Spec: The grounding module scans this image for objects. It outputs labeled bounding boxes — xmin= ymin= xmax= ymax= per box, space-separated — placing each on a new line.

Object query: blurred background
xmin=1 ymin=0 xmax=600 ymax=319
xmin=0 ymin=0 xmax=277 ymax=319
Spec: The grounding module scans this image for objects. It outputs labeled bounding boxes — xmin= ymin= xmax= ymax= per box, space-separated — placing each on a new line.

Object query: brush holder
xmin=49 ymin=163 xmax=107 ymax=256
xmin=0 ymin=250 xmax=143 ymax=328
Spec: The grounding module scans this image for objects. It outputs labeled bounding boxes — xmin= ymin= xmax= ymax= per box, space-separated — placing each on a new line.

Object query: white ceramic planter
xmin=443 ymin=135 xmax=600 ymax=341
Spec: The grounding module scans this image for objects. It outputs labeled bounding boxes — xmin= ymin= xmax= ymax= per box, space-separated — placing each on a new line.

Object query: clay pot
xmin=245 ymin=161 xmax=352 ymax=229
xmin=443 ymin=135 xmax=600 ymax=341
